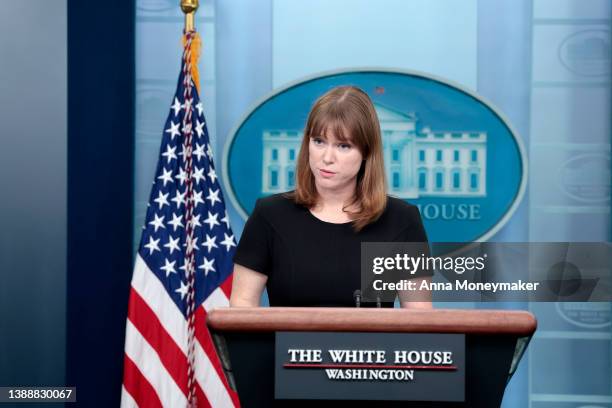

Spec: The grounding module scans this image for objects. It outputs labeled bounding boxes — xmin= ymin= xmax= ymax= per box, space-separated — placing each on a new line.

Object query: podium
xmin=207 ymin=308 xmax=537 ymax=407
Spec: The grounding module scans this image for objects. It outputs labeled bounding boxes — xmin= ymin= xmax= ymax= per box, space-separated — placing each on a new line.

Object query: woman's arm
xmin=398 ymin=276 xmax=433 ymax=309
xmin=229 ymin=264 xmax=268 ymax=307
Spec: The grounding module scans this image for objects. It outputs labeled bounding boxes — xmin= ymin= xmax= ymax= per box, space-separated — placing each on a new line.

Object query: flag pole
xmin=181 ymin=0 xmax=199 ymax=32
xmin=180 ymin=3 xmax=200 ymax=407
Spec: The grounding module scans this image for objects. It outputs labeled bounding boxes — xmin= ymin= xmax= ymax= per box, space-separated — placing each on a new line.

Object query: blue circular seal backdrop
xmin=223 ymin=70 xmax=527 ymax=242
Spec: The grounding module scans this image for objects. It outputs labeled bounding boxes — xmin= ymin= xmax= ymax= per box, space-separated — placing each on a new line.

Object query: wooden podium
xmin=207 ymin=308 xmax=537 ymax=408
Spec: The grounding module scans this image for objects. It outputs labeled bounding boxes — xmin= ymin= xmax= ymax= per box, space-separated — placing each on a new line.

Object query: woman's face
xmin=308 ymin=128 xmax=363 ymax=193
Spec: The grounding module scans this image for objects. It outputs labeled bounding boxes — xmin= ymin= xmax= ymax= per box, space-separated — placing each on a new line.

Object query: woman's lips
xmin=319 ymin=169 xmax=336 ymax=178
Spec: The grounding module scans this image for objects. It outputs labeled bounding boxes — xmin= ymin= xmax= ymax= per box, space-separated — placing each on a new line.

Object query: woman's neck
xmin=310 ymin=182 xmax=357 ymax=222
xmin=317 ymin=180 xmax=356 ymax=206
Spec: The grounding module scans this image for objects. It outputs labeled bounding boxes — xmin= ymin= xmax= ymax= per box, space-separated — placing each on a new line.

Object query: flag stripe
xmin=195 ymin=382 xmax=213 ymax=408
xmin=194 ymin=336 xmax=235 ymax=408
xmin=132 ymin=254 xmax=188 ymax=353
xmin=122 ymin=355 xmax=163 ymax=408
xmin=128 ymin=287 xmax=189 ymax=396
xmin=124 ymin=320 xmax=188 ymax=407
xmin=195 ymin=306 xmax=226 ymax=383
xmin=195 ymin=306 xmax=241 ymax=407
xmin=203 ymin=287 xmax=229 ymax=310
xmin=220 ymin=274 xmax=233 ymax=300
xmin=120 ymin=385 xmax=139 ymax=408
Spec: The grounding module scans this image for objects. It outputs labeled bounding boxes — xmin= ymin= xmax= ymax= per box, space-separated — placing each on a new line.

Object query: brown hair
xmin=289 ymin=85 xmax=387 ymax=231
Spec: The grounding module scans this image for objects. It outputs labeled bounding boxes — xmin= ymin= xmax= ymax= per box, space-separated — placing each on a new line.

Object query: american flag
xmin=121 ymin=32 xmax=240 ymax=408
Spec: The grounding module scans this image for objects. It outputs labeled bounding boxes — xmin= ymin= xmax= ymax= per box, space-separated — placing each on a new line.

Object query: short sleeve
xmin=393 ymin=205 xmax=428 ymax=243
xmin=233 ymin=199 xmax=273 ymax=276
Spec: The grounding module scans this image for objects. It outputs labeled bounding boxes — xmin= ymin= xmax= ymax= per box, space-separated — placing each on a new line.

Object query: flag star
xmin=207 ymin=167 xmax=218 ymax=184
xmin=148 ymin=213 xmax=166 ymax=232
xmin=165 ymin=121 xmax=181 ymax=140
xmin=198 ymin=257 xmax=215 ymax=276
xmin=160 ymin=258 xmax=177 ymax=277
xmin=168 ymin=212 xmax=184 ymax=231
xmin=221 ymin=211 xmax=231 ymax=229
xmin=206 ymin=143 xmax=214 ymax=159
xmin=175 ymin=281 xmax=189 ymax=300
xmin=202 ymin=234 xmax=218 ymax=253
xmin=177 ymin=144 xmax=188 ymax=158
xmin=144 ymin=236 xmax=160 ymax=255
xmin=164 ymin=235 xmax=181 ymax=254
xmin=196 ymin=102 xmax=204 ymax=116
xmin=204 ymin=211 xmax=220 ymax=230
xmin=192 ymin=190 xmax=205 ymax=207
xmin=188 ymin=214 xmax=202 ymax=229
xmin=175 ymin=167 xmax=188 ymax=185
xmin=157 ymin=168 xmax=174 ymax=187
xmin=182 ymin=97 xmax=193 ymax=113
xmin=181 ymin=122 xmax=192 ymax=136
xmin=195 ymin=119 xmax=205 ymax=138
xmin=193 ymin=143 xmax=206 ymax=161
xmin=171 ymin=190 xmax=186 ymax=208
xmin=185 ymin=236 xmax=199 ymax=253
xmin=161 ymin=145 xmax=177 ymax=163
xmin=179 ymin=260 xmax=192 ymax=274
xmin=154 ymin=191 xmax=170 ymax=209
xmin=171 ymin=97 xmax=182 ymax=116
xmin=206 ymin=188 xmax=221 ymax=207
xmin=192 ymin=166 xmax=206 ymax=184
xmin=220 ymin=233 xmax=237 ymax=252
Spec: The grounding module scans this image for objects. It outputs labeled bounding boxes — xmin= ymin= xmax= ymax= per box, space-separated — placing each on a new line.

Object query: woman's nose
xmin=322 ymin=146 xmax=334 ymax=164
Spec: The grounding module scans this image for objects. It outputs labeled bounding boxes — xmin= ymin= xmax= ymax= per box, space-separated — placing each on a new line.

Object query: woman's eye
xmin=338 ymin=143 xmax=351 ymax=150
xmin=312 ymin=138 xmax=324 ymax=145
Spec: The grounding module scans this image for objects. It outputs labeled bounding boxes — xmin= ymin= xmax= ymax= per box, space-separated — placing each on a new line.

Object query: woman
xmin=230 ymin=86 xmax=432 ymax=308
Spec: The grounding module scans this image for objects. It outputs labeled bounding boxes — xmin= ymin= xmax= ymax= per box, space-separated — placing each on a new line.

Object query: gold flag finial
xmin=181 ymin=0 xmax=199 ymax=32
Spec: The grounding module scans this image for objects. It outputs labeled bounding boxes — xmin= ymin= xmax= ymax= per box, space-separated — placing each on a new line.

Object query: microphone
xmin=376 ymin=296 xmax=381 ymax=308
xmin=353 ymin=290 xmax=361 ymax=308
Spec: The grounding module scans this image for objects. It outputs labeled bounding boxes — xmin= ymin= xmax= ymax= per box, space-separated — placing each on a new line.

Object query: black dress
xmin=233 ymin=193 xmax=430 ymax=307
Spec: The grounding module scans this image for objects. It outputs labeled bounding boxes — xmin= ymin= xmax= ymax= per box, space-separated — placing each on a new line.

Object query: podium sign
xmin=275 ymin=332 xmax=465 ymax=402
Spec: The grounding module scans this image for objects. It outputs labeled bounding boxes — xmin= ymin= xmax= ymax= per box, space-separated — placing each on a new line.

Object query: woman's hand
xmin=399 ymin=277 xmax=433 ymax=309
